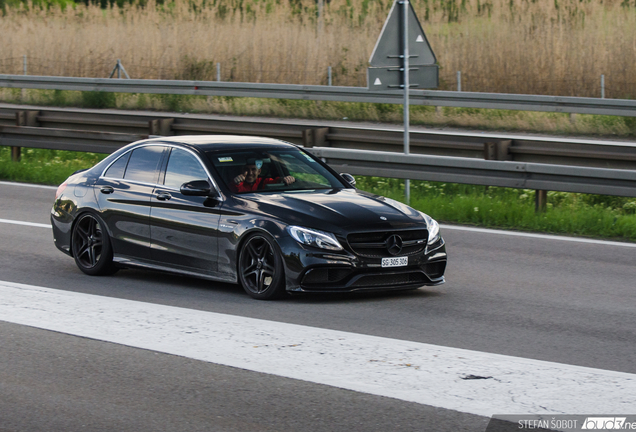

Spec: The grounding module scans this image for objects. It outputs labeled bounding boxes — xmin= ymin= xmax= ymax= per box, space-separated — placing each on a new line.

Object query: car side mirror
xmin=340 ymin=173 xmax=356 ymax=187
xmin=180 ymin=180 xmax=218 ymax=197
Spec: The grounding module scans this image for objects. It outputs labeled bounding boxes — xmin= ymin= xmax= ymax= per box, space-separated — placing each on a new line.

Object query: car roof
xmin=140 ymin=135 xmax=296 ymax=151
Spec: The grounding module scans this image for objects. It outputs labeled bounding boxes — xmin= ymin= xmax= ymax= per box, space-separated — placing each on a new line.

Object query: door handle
xmin=156 ymin=192 xmax=172 ymax=201
xmin=100 ymin=186 xmax=114 ymax=194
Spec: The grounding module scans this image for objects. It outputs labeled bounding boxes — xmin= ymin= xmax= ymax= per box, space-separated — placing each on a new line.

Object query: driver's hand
xmin=234 ymin=173 xmax=246 ymax=184
xmin=282 ymin=176 xmax=296 ymax=185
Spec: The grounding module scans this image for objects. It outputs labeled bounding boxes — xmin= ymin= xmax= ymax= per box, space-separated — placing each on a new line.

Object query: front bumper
xmin=279 ymin=236 xmax=447 ymax=293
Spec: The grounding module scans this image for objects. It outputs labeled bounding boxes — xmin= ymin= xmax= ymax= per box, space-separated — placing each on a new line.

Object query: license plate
xmin=381 ymin=257 xmax=408 ymax=268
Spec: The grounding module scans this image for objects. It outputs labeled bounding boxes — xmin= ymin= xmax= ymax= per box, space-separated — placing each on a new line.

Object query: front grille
xmin=347 ymin=229 xmax=428 ymax=258
xmin=349 ymin=271 xmax=428 ymax=288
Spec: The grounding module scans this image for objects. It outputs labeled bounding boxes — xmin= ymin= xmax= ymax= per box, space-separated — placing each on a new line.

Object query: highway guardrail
xmin=309 ymin=147 xmax=636 ymax=198
xmin=2 ymin=105 xmax=636 ymax=201
xmin=2 ymin=105 xmax=636 ymax=169
xmin=1 ymin=74 xmax=636 ymax=117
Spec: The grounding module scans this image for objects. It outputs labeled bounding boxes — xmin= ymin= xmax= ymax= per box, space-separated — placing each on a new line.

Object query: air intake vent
xmin=302 ymin=267 xmax=352 ymax=286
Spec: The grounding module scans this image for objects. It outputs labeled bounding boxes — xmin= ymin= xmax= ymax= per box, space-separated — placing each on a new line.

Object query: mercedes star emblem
xmin=386 ymin=234 xmax=403 ymax=256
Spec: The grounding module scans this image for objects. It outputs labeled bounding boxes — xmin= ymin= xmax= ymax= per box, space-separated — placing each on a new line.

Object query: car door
xmin=95 ymin=144 xmax=167 ymax=261
xmin=149 ymin=147 xmax=222 ymax=275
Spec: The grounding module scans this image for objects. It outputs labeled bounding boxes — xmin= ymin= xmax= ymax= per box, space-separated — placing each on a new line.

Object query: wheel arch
xmin=235 ymin=226 xmax=283 ymax=272
xmin=235 ymin=226 xmax=289 ymax=298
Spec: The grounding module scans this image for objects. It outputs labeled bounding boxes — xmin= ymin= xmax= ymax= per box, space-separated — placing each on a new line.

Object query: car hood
xmin=239 ymin=188 xmax=427 ymax=235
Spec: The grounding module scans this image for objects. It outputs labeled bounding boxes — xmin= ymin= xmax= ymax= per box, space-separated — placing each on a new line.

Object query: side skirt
xmin=113 ymin=256 xmax=238 ymax=284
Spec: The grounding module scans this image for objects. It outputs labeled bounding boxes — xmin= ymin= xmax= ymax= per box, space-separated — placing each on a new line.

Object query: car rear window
xmin=104 ymin=152 xmax=131 ymax=179
xmin=123 ymin=146 xmax=165 ymax=184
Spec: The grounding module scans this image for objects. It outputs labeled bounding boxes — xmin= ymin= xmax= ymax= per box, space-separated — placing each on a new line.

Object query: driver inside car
xmin=232 ymin=159 xmax=296 ymax=192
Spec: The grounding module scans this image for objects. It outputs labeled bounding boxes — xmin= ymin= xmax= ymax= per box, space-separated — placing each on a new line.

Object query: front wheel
xmin=238 ymin=233 xmax=286 ymax=300
xmin=72 ymin=213 xmax=117 ymax=276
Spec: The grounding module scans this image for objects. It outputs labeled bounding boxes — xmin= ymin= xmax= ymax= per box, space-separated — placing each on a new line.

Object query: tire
xmin=238 ymin=232 xmax=286 ymax=300
xmin=71 ymin=212 xmax=117 ymax=276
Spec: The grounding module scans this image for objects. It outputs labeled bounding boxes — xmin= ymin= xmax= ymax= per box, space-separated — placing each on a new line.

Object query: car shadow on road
xmin=285 ymin=287 xmax=444 ymax=304
xmin=107 ymin=268 xmax=444 ymax=305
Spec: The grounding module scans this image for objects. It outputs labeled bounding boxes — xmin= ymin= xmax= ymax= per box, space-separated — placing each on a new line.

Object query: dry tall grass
xmin=1 ymin=0 xmax=635 ymax=97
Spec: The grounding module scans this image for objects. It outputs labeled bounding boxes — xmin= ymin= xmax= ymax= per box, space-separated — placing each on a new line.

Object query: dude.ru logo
xmin=582 ymin=418 xmax=627 ymax=430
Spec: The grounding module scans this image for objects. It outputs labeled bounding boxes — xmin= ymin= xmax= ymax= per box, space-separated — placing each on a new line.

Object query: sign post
xmin=402 ymin=0 xmax=410 ymax=202
xmin=368 ymin=0 xmax=437 ymax=203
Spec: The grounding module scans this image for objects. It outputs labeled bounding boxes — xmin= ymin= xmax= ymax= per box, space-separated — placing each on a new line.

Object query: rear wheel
xmin=238 ymin=233 xmax=286 ymax=300
xmin=72 ymin=213 xmax=117 ymax=276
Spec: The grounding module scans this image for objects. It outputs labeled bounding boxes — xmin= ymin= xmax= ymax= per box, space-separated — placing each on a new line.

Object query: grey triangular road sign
xmin=369 ymin=0 xmax=436 ymax=68
xmin=374 ymin=77 xmax=382 ymax=85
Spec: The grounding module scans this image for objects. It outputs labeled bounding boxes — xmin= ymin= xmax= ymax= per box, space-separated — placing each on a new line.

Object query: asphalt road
xmin=1 ymin=181 xmax=635 ymax=431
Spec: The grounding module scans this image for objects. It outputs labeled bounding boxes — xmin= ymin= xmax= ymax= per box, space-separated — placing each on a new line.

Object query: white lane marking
xmin=0 ymin=181 xmax=57 ymax=190
xmin=1 ymin=281 xmax=634 ymax=417
xmin=441 ymin=224 xmax=636 ymax=248
xmin=0 ymin=218 xmax=51 ymax=229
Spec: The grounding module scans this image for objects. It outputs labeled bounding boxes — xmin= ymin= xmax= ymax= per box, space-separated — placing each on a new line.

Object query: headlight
xmin=427 ymin=218 xmax=440 ymax=244
xmin=288 ymin=226 xmax=343 ymax=251
xmin=420 ymin=213 xmax=440 ymax=245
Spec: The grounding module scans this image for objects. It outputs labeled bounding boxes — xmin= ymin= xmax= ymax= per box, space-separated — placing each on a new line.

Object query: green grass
xmin=0 ymin=147 xmax=106 ymax=185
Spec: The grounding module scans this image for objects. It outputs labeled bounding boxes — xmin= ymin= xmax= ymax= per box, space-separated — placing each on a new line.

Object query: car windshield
xmin=207 ymin=147 xmax=345 ymax=194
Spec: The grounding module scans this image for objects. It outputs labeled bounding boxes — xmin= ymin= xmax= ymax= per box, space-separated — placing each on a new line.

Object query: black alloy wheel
xmin=72 ymin=213 xmax=116 ymax=276
xmin=238 ymin=233 xmax=285 ymax=300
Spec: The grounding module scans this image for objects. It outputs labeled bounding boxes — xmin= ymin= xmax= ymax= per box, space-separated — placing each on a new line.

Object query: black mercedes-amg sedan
xmin=51 ymin=136 xmax=447 ymax=299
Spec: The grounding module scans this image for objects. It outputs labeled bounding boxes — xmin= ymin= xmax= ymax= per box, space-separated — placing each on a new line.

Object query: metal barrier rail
xmin=3 ymin=124 xmax=633 ymax=197
xmin=309 ymin=147 xmax=636 ymax=198
xmin=2 ymin=105 xmax=636 ymax=169
xmin=1 ymin=74 xmax=636 ymax=117
xmin=0 ymin=126 xmax=143 ymax=154
xmin=2 ymin=105 xmax=636 ymax=198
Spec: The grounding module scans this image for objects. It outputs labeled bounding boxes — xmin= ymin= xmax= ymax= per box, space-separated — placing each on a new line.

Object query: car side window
xmin=104 ymin=152 xmax=131 ymax=179
xmin=123 ymin=146 xmax=165 ymax=184
xmin=164 ymin=148 xmax=209 ymax=190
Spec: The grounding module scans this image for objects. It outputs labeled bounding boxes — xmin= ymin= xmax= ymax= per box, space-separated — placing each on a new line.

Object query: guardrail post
xmin=569 ymin=113 xmax=577 ymax=125
xmin=302 ymin=128 xmax=329 ymax=148
xmin=484 ymin=140 xmax=512 ymax=161
xmin=485 ymin=140 xmax=548 ymax=212
xmin=21 ymin=55 xmax=27 ymax=101
xmin=601 ymin=74 xmax=605 ymax=99
xmin=12 ymin=110 xmax=40 ymax=161
xmin=15 ymin=111 xmax=40 ymax=129
xmin=535 ymin=190 xmax=548 ymax=212
xmin=149 ymin=119 xmax=174 ymax=136
xmin=10 ymin=146 xmax=21 ymax=162
xmin=484 ymin=143 xmax=496 ymax=160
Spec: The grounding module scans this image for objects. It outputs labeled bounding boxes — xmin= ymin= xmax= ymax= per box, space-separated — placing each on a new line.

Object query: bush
xmin=81 ymin=91 xmax=116 ymax=109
